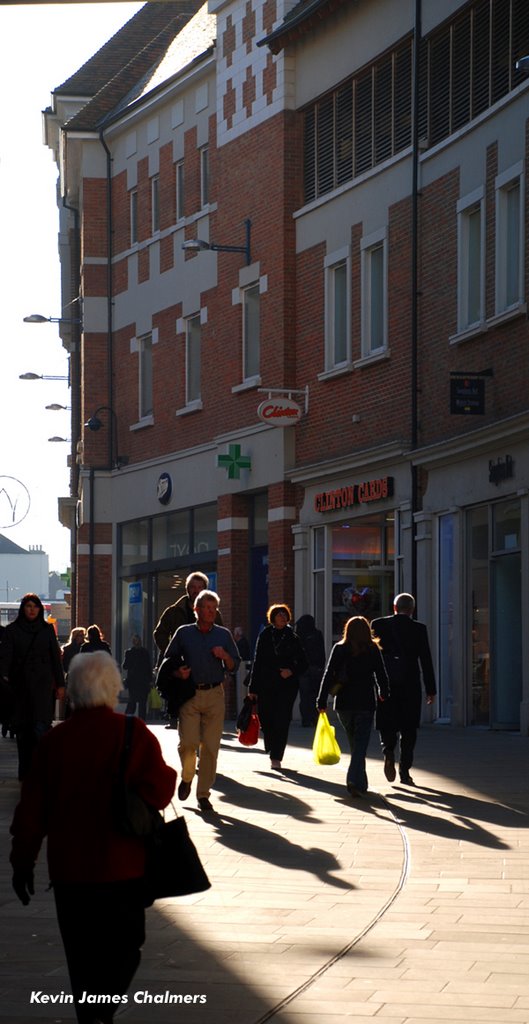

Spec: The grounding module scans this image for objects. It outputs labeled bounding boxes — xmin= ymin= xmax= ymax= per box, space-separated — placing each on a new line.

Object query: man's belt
xmin=195 ymin=682 xmax=222 ymax=690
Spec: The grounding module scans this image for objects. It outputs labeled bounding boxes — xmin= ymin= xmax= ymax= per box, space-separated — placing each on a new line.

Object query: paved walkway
xmin=0 ymin=719 xmax=528 ymax=1024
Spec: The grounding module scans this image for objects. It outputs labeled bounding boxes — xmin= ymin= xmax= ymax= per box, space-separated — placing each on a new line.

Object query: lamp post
xmin=19 ymin=372 xmax=69 ymax=381
xmin=23 ymin=314 xmax=82 ymax=325
xmin=182 ymin=218 xmax=252 ymax=265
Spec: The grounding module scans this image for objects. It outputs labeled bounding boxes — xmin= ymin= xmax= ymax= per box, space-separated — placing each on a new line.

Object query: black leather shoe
xmin=399 ymin=771 xmax=415 ymax=785
xmin=383 ymin=754 xmax=396 ymax=782
xmin=198 ymin=797 xmax=214 ymax=813
xmin=178 ymin=779 xmax=191 ymax=801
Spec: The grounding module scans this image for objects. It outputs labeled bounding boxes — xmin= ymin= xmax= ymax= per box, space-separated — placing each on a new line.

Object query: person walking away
xmin=10 ymin=650 xmax=176 ymax=1024
xmin=247 ymin=604 xmax=308 ymax=771
xmin=153 ymin=571 xmax=222 ymax=729
xmin=165 ymin=589 xmax=239 ymax=813
xmin=371 ymin=592 xmax=436 ymax=785
xmin=317 ymin=615 xmax=388 ymax=797
xmin=61 ymin=627 xmax=86 ymax=719
xmin=295 ymin=614 xmax=325 ymax=727
xmin=123 ymin=635 xmax=152 ymax=721
xmin=80 ymin=624 xmax=111 ymax=655
xmin=0 ymin=593 xmax=65 ymax=780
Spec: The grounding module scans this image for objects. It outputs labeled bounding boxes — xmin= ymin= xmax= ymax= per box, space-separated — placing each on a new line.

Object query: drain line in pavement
xmin=252 ymin=792 xmax=411 ymax=1024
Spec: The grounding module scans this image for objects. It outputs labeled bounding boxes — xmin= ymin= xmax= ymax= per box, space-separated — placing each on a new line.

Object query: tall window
xmin=151 ymin=175 xmax=160 ymax=233
xmin=186 ymin=315 xmax=201 ymax=404
xmin=418 ymin=0 xmax=529 ymax=149
xmin=457 ymin=190 xmax=484 ymax=332
xmin=130 ymin=190 xmax=138 ymax=245
xmin=139 ymin=334 xmax=153 ymax=419
xmin=176 ymin=161 xmax=185 ymax=221
xmin=243 ymin=284 xmax=260 ymax=380
xmin=304 ymin=37 xmax=412 ymax=202
xmin=200 ymin=147 xmax=209 ymax=208
xmin=361 ymin=232 xmax=387 ymax=356
xmin=324 ymin=247 xmax=351 ymax=371
xmin=496 ymin=167 xmax=524 ymax=314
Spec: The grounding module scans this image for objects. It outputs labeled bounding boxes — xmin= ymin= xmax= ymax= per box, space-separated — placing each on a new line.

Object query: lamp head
xmin=85 ymin=415 xmax=103 ymax=432
xmin=23 ymin=314 xmax=49 ymax=323
xmin=516 ymin=55 xmax=529 ymax=72
xmin=182 ymin=238 xmax=211 ymax=253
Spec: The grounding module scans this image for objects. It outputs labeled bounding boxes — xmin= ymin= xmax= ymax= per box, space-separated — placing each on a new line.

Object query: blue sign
xmin=157 ymin=472 xmax=172 ymax=505
xmin=129 ymin=582 xmax=142 ymax=604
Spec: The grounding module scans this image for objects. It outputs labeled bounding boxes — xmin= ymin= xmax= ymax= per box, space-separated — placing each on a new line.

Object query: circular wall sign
xmin=0 ymin=476 xmax=31 ymax=528
xmin=257 ymin=396 xmax=302 ymax=425
xmin=156 ymin=472 xmax=172 ymax=505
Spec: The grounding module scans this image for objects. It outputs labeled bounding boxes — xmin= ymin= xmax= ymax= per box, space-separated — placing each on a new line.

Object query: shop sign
xmin=489 ymin=455 xmax=514 ymax=486
xmin=257 ymin=396 xmax=302 ymax=425
xmin=156 ymin=472 xmax=172 ymax=504
xmin=314 ymin=476 xmax=394 ymax=513
xmin=450 ymin=376 xmax=485 ymax=414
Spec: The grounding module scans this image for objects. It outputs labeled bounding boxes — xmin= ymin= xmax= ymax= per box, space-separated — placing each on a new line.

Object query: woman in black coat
xmin=317 ymin=615 xmax=388 ymax=797
xmin=0 ymin=593 xmax=65 ymax=780
xmin=80 ymin=624 xmax=112 ymax=655
xmin=123 ymin=634 xmax=152 ymax=721
xmin=248 ymin=604 xmax=308 ymax=770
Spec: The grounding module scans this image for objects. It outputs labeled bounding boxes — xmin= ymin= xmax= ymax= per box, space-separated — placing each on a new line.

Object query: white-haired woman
xmin=10 ymin=651 xmax=176 ymax=1024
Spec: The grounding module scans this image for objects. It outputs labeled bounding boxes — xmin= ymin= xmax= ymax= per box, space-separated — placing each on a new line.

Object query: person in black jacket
xmin=317 ymin=616 xmax=389 ymax=797
xmin=80 ymin=624 xmax=112 ymax=656
xmin=371 ymin=593 xmax=436 ymax=786
xmin=248 ymin=604 xmax=308 ymax=770
xmin=0 ymin=593 xmax=65 ymax=780
xmin=295 ymin=614 xmax=326 ymax=727
xmin=123 ymin=635 xmax=152 ymax=721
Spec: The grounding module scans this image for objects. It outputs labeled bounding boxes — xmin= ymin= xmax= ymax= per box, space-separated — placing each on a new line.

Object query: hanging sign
xmin=257 ymin=396 xmax=302 ymax=425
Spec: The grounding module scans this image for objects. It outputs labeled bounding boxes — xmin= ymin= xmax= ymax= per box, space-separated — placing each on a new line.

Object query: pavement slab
xmin=0 ymin=723 xmax=528 ymax=1023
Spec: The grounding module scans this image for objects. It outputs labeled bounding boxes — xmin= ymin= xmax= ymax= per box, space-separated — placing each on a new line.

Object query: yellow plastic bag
xmin=313 ymin=712 xmax=341 ymax=765
xmin=148 ymin=686 xmax=162 ymax=711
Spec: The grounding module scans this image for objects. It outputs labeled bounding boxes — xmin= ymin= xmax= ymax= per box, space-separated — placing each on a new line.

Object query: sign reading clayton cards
xmin=314 ymin=476 xmax=394 ymax=512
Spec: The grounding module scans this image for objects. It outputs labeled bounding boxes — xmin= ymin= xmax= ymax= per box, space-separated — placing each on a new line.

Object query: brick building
xmin=44 ymin=0 xmax=529 ymax=731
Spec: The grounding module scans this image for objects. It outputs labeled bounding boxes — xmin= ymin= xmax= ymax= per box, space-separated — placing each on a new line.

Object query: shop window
xmin=495 ymin=166 xmax=524 ymax=315
xmin=457 ymin=189 xmax=484 ymax=333
xmin=493 ymin=499 xmax=520 ymax=552
xmin=323 ymin=247 xmax=351 ymax=372
xmin=468 ymin=505 xmax=489 ymax=726
xmin=153 ymin=510 xmax=190 ymax=560
xmin=193 ymin=505 xmax=217 ymax=554
xmin=120 ymin=519 xmax=149 ymax=569
xmin=330 ymin=515 xmax=394 ymax=642
xmin=438 ymin=513 xmax=456 ymax=720
xmin=361 ymin=230 xmax=387 ymax=357
xmin=243 ymin=283 xmax=260 ymax=381
xmin=313 ymin=527 xmax=325 ymax=632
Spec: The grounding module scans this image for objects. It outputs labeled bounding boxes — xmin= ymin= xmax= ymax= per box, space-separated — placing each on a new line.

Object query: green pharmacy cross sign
xmin=217 ymin=444 xmax=252 ymax=479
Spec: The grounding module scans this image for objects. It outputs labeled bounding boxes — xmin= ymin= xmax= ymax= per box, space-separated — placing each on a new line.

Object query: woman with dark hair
xmin=317 ymin=616 xmax=389 ymax=797
xmin=80 ymin=624 xmax=112 ymax=655
xmin=0 ymin=593 xmax=65 ymax=780
xmin=248 ymin=604 xmax=308 ymax=770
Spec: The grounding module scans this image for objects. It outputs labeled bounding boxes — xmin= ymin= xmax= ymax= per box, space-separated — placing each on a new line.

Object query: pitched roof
xmin=0 ymin=534 xmax=29 ymax=556
xmin=57 ymin=0 xmax=204 ymax=132
xmin=259 ymin=0 xmax=351 ymax=54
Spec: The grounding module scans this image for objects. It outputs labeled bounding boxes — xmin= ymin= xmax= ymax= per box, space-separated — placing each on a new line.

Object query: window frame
xmin=242 ymin=282 xmax=260 ymax=382
xmin=457 ymin=188 xmax=485 ymax=334
xmin=185 ymin=314 xmax=202 ymax=406
xmin=495 ymin=163 xmax=524 ymax=316
xmin=360 ymin=229 xmax=388 ymax=358
xmin=151 ymin=175 xmax=160 ymax=234
xmin=138 ymin=333 xmax=153 ymax=420
xmin=323 ymin=246 xmax=352 ymax=373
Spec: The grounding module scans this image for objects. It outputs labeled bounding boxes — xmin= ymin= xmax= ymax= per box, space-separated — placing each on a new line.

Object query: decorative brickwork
xmin=262 ymin=0 xmax=277 ymax=36
xmin=242 ymin=67 xmax=256 ymax=119
xmin=242 ymin=1 xmax=256 ymax=54
xmin=222 ymin=13 xmax=236 ymax=67
xmin=263 ymin=52 xmax=277 ymax=106
xmin=223 ymin=78 xmax=237 ymax=130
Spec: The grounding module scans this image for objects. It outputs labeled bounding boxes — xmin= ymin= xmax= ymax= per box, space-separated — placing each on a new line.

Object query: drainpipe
xmin=98 ymin=125 xmax=114 ymax=471
xmin=410 ymin=0 xmax=421 ymax=602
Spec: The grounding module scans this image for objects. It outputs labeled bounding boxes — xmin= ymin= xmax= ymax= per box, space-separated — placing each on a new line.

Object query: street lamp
xmin=48 ymin=436 xmax=70 ymax=443
xmin=84 ymin=405 xmax=128 ymax=469
xmin=23 ymin=313 xmax=82 ymax=325
xmin=46 ymin=404 xmax=71 ymax=411
xmin=19 ymin=372 xmax=69 ymax=381
xmin=182 ymin=218 xmax=252 ymax=265
xmin=516 ymin=55 xmax=529 ymax=73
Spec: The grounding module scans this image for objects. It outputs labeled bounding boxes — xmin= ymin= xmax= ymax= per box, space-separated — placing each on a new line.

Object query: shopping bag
xmin=238 ymin=710 xmax=260 ymax=746
xmin=236 ymin=695 xmax=254 ymax=732
xmin=148 ymin=685 xmax=162 ymax=711
xmin=313 ymin=711 xmax=341 ymax=765
xmin=143 ymin=815 xmax=211 ymax=906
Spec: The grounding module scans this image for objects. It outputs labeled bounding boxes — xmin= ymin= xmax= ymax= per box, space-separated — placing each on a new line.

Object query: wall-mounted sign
xmin=156 ymin=472 xmax=172 ymax=504
xmin=314 ymin=476 xmax=394 ymax=513
xmin=449 ymin=370 xmax=492 ymax=415
xmin=217 ymin=443 xmax=252 ymax=479
xmin=257 ymin=396 xmax=303 ymax=425
xmin=489 ymin=455 xmax=514 ymax=486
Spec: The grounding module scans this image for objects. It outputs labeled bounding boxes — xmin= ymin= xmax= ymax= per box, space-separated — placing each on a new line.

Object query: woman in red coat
xmin=10 ymin=650 xmax=177 ymax=1024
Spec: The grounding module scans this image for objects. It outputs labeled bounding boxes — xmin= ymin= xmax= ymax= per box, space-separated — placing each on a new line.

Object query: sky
xmin=0 ymin=2 xmax=143 ymax=575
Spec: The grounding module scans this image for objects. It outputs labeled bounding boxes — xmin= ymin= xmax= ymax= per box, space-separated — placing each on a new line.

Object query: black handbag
xmin=236 ymin=695 xmax=254 ymax=733
xmin=143 ymin=814 xmax=211 ymax=906
xmin=114 ymin=716 xmax=210 ymax=906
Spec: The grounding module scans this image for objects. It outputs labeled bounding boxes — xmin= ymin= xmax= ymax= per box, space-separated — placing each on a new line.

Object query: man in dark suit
xmin=371 ymin=593 xmax=436 ymax=785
